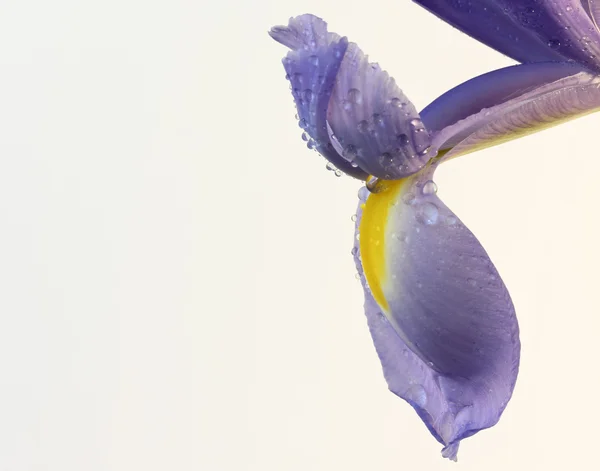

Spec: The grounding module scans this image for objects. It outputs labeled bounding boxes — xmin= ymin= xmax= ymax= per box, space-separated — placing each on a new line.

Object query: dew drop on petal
xmin=446 ymin=215 xmax=458 ymax=226
xmin=422 ymin=180 xmax=438 ymax=195
xmin=334 ymin=169 xmax=342 ymax=177
xmin=417 ymin=202 xmax=439 ymax=225
xmin=326 ymin=162 xmax=336 ymax=171
xmin=397 ymin=133 xmax=409 ymax=146
xmin=547 ymin=38 xmax=560 ymax=49
xmin=351 ymin=214 xmax=357 ymax=222
xmin=301 ymin=132 xmax=308 ymax=141
xmin=358 ymin=187 xmax=369 ymax=202
xmin=307 ymin=140 xmax=315 ymax=149
xmin=372 ymin=113 xmax=384 ymax=127
xmin=390 ymin=97 xmax=405 ymax=108
xmin=357 ymin=120 xmax=369 ymax=133
xmin=347 ymin=88 xmax=362 ymax=104
xmin=402 ymin=191 xmax=416 ymax=206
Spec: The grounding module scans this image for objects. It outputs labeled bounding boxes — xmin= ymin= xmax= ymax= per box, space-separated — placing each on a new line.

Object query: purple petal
xmin=584 ymin=0 xmax=600 ymax=30
xmin=354 ymin=170 xmax=519 ymax=460
xmin=414 ymin=0 xmax=600 ymax=69
xmin=428 ymin=66 xmax=600 ymax=161
xmin=326 ymin=45 xmax=432 ymax=179
xmin=269 ymin=15 xmax=367 ymax=179
xmin=421 ymin=61 xmax=587 ymax=134
xmin=270 ymin=14 xmax=432 ymax=180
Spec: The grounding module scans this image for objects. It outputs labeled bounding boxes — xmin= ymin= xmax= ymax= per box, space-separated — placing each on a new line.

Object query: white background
xmin=0 ymin=0 xmax=597 ymax=469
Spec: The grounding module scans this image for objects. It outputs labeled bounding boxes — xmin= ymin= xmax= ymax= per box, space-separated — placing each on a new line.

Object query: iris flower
xmin=269 ymin=1 xmax=600 ymax=460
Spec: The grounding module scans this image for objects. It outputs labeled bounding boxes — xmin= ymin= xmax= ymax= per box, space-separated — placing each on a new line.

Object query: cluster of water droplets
xmin=396 ymin=179 xmax=458 ymax=228
xmin=325 ymin=161 xmax=343 ymax=177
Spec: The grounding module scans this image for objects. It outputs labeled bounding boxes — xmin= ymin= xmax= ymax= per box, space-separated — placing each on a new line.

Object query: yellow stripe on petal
xmin=359 ymin=178 xmax=406 ymax=313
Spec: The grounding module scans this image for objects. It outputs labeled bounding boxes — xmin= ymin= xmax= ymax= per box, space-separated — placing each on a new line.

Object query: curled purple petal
xmin=355 ymin=169 xmax=520 ymax=459
xmin=269 ymin=15 xmax=367 ymax=179
xmin=270 ymin=14 xmax=432 ymax=179
xmin=326 ymin=44 xmax=433 ymax=179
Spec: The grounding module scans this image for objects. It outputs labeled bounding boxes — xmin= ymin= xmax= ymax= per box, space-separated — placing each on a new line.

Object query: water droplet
xmin=355 ymin=273 xmax=360 ymax=280
xmin=372 ymin=113 xmax=384 ymax=127
xmin=347 ymin=88 xmax=362 ymax=104
xmin=302 ymin=89 xmax=313 ymax=102
xmin=445 ymin=215 xmax=458 ymax=226
xmin=422 ymin=180 xmax=438 ymax=195
xmin=326 ymin=162 xmax=336 ymax=171
xmin=357 ymin=120 xmax=369 ymax=133
xmin=355 ymin=233 xmax=360 ymax=241
xmin=358 ymin=187 xmax=369 ymax=201
xmin=334 ymin=169 xmax=342 ymax=177
xmin=547 ymin=38 xmax=561 ymax=49
xmin=418 ymin=146 xmax=431 ymax=157
xmin=402 ymin=191 xmax=416 ymax=206
xmin=307 ymin=140 xmax=315 ymax=149
xmin=298 ymin=118 xmax=308 ymax=129
xmin=342 ymin=100 xmax=352 ymax=111
xmin=582 ymin=36 xmax=592 ymax=44
xmin=379 ymin=152 xmax=394 ymax=169
xmin=301 ymin=132 xmax=308 ymax=141
xmin=406 ymin=384 xmax=427 ymax=407
xmin=397 ymin=133 xmax=409 ymax=146
xmin=410 ymin=118 xmax=424 ymax=130
xmin=566 ymin=5 xmax=573 ymax=12
xmin=417 ymin=202 xmax=439 ymax=225
xmin=390 ymin=97 xmax=405 ymax=108
xmin=351 ymin=214 xmax=357 ymax=222
xmin=294 ymin=113 xmax=299 ymax=120
xmin=395 ymin=232 xmax=408 ymax=243
xmin=309 ymin=55 xmax=319 ymax=66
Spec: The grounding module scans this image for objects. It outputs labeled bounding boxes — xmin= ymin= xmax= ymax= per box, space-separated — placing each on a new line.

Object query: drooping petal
xmin=414 ymin=0 xmax=600 ymax=69
xmin=270 ymin=14 xmax=433 ymax=180
xmin=421 ymin=63 xmax=600 ymax=161
xmin=354 ymin=169 xmax=520 ymax=460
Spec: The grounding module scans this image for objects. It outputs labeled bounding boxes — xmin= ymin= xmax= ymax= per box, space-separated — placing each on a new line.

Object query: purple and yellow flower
xmin=270 ymin=2 xmax=600 ymax=460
